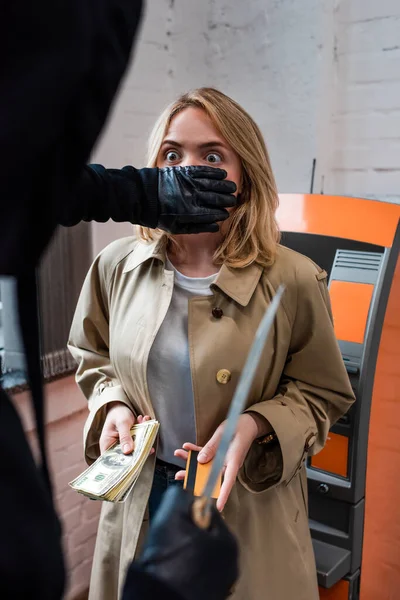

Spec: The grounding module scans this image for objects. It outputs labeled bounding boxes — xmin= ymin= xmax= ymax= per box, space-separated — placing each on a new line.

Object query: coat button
xmin=212 ymin=307 xmax=223 ymax=319
xmin=216 ymin=369 xmax=231 ymax=384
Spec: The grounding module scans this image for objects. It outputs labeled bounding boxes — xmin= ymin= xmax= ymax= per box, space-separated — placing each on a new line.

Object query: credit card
xmin=183 ymin=450 xmax=222 ymax=499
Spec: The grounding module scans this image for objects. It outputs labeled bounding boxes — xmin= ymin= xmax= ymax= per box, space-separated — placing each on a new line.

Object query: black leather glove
xmin=157 ymin=166 xmax=237 ymax=234
xmin=62 ymin=164 xmax=237 ymax=233
xmin=122 ymin=486 xmax=239 ymax=600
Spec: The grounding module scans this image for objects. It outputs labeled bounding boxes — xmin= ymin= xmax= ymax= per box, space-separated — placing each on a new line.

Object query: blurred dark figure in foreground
xmin=0 ymin=1 xmax=238 ymax=599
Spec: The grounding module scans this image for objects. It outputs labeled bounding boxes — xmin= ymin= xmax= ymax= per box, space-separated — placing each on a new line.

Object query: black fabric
xmin=63 ymin=164 xmax=237 ymax=232
xmin=57 ymin=164 xmax=158 ymax=228
xmin=133 ymin=486 xmax=239 ymax=600
xmin=0 ymin=0 xmax=144 ymax=276
xmin=123 ymin=567 xmax=186 ymax=600
xmin=0 ymin=390 xmax=65 ymax=600
xmin=0 ymin=1 xmax=143 ymax=598
xmin=0 ymin=4 xmax=239 ymax=600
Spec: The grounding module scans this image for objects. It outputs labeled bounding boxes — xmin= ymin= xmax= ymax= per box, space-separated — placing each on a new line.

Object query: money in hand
xmin=69 ymin=419 xmax=159 ymax=502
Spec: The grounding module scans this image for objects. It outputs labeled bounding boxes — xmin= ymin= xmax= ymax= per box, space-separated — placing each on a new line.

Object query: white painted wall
xmin=318 ymin=0 xmax=400 ymax=201
xmin=90 ymin=0 xmax=400 ymax=257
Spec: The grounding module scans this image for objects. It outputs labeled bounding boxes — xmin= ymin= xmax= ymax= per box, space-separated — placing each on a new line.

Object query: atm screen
xmin=280 ymin=232 xmax=385 ymax=278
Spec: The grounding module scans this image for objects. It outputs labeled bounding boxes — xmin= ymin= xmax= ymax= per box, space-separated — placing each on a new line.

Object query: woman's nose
xmin=180 ymin=155 xmax=201 ymax=168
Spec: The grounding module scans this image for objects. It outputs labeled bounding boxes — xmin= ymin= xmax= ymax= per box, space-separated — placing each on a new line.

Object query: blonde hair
xmin=139 ymin=87 xmax=280 ymax=268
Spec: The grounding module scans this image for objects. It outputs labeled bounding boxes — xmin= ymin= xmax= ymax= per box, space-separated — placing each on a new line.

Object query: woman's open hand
xmin=174 ymin=413 xmax=263 ymax=511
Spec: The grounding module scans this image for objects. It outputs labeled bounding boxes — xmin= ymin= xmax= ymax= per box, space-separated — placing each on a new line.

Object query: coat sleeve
xmin=68 ymin=251 xmax=134 ymax=464
xmin=57 ymin=165 xmax=159 ymax=229
xmin=239 ymin=264 xmax=356 ymax=492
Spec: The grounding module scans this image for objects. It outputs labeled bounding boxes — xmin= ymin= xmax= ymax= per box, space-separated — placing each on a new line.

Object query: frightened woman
xmin=68 ymin=87 xmax=355 ymax=600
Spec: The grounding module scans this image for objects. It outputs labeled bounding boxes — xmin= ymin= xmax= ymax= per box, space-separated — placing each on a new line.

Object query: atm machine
xmin=276 ymin=194 xmax=400 ymax=600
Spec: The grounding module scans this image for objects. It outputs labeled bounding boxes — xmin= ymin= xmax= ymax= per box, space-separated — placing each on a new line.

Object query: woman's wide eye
xmin=165 ymin=150 xmax=180 ymax=162
xmin=206 ymin=153 xmax=222 ymax=164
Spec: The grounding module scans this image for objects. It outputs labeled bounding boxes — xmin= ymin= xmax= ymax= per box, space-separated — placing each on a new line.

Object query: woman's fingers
xmin=174 ymin=442 xmax=202 ymax=462
xmin=217 ymin=458 xmax=239 ymax=512
xmin=113 ymin=410 xmax=135 ymax=454
xmin=137 ymin=414 xmax=152 ymax=424
xmin=100 ymin=409 xmax=153 ymax=455
xmin=198 ymin=425 xmax=224 ymax=464
xmin=137 ymin=414 xmax=150 ymax=424
xmin=99 ymin=432 xmax=118 ymax=455
xmin=174 ymin=418 xmax=255 ymax=511
xmin=175 ymin=470 xmax=186 ymax=481
xmin=118 ymin=421 xmax=135 ymax=453
xmin=99 ymin=406 xmax=130 ymax=454
xmin=215 ymin=421 xmax=254 ymax=511
xmin=174 ymin=449 xmax=189 ymax=462
xmin=183 ymin=442 xmax=202 ymax=452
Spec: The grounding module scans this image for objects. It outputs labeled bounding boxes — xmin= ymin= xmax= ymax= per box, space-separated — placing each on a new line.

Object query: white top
xmin=147 ymin=257 xmax=218 ymax=467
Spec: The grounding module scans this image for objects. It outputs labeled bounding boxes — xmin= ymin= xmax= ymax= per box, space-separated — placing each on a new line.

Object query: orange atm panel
xmin=329 ymin=281 xmax=374 ymax=345
xmin=311 ymin=432 xmax=349 ymax=478
xmin=277 ymin=194 xmax=400 ymax=600
xmin=361 ymin=255 xmax=400 ymax=600
xmin=319 ymin=580 xmax=350 ymax=600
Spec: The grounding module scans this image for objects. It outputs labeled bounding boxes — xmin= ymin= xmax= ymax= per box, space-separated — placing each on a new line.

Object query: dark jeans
xmin=149 ymin=459 xmax=183 ymax=521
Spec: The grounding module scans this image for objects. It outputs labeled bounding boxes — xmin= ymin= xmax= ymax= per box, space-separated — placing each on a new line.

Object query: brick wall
xmin=317 ymin=0 xmax=400 ymax=202
xmin=12 ymin=377 xmax=99 ymax=600
xmin=91 ymin=0 xmax=331 ymax=255
xmin=91 ymin=0 xmax=399 ymax=257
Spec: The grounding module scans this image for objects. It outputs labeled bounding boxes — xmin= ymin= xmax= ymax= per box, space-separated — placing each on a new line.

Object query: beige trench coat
xmin=68 ymin=236 xmax=355 ymax=600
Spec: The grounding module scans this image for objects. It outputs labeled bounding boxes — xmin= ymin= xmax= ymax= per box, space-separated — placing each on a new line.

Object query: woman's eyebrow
xmin=198 ymin=141 xmax=227 ymax=150
xmin=161 ymin=139 xmax=183 ymax=148
xmin=160 ymin=139 xmax=227 ymax=150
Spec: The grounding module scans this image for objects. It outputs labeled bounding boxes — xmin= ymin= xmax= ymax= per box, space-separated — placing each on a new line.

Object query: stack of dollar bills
xmin=69 ymin=419 xmax=159 ymax=502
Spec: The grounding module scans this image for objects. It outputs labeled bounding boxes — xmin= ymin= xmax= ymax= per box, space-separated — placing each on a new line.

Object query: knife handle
xmin=192 ymin=496 xmax=212 ymax=529
xmin=183 ymin=450 xmax=222 ymax=529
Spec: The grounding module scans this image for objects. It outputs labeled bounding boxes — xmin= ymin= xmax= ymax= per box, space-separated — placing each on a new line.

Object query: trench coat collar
xmin=123 ymin=237 xmax=263 ymax=307
xmin=122 ymin=237 xmax=166 ymax=272
xmin=213 ymin=262 xmax=263 ymax=307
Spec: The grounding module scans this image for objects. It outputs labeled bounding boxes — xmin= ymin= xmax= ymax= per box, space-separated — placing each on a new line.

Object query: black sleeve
xmin=0 ymin=0 xmax=144 ymax=275
xmin=122 ymin=564 xmax=185 ymax=600
xmin=0 ymin=389 xmax=65 ymax=600
xmin=57 ymin=164 xmax=159 ymax=228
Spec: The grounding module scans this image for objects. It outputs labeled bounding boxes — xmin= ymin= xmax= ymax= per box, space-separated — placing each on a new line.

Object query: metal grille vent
xmin=333 ymin=250 xmax=382 ymax=273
